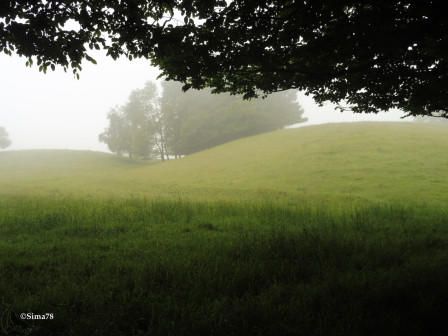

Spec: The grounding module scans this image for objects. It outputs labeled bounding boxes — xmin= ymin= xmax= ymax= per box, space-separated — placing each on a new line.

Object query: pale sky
xmin=0 ymin=51 xmax=408 ymax=152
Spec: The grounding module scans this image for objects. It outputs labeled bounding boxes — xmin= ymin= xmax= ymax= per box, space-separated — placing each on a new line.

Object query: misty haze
xmin=1 ymin=1 xmax=447 ymax=336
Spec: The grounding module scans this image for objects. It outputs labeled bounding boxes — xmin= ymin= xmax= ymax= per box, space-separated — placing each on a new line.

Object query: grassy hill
xmin=131 ymin=121 xmax=448 ymax=205
xmin=2 ymin=122 xmax=448 ymax=335
xmin=1 ymin=122 xmax=448 ymax=205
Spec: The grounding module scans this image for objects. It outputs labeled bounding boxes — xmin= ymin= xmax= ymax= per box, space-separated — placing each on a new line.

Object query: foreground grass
xmin=1 ymin=196 xmax=448 ymax=335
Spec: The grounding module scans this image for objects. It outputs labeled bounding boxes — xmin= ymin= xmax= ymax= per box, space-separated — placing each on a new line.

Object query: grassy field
xmin=2 ymin=122 xmax=448 ymax=205
xmin=1 ymin=122 xmax=448 ymax=335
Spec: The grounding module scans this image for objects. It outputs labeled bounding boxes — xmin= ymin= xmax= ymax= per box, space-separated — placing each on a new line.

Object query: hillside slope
xmin=127 ymin=122 xmax=448 ymax=205
xmin=1 ymin=122 xmax=448 ymax=205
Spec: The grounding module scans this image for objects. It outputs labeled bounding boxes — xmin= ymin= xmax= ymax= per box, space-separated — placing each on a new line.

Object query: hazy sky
xmin=0 ymin=51 xmax=408 ymax=152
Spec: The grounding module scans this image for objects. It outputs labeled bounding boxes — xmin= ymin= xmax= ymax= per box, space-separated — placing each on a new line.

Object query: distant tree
xmin=101 ymin=79 xmax=306 ymax=159
xmin=99 ymin=82 xmax=159 ymax=159
xmin=99 ymin=107 xmax=135 ymax=159
xmin=160 ymin=81 xmax=307 ymax=155
xmin=141 ymin=82 xmax=169 ymax=161
xmin=126 ymin=81 xmax=169 ymax=161
xmin=0 ymin=127 xmax=11 ymax=149
xmin=160 ymin=81 xmax=198 ymax=158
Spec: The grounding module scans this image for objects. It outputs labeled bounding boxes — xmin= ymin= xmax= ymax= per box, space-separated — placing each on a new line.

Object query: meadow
xmin=1 ymin=122 xmax=448 ymax=335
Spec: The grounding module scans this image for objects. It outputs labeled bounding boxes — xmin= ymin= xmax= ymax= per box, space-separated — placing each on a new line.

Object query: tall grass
xmin=1 ymin=196 xmax=448 ymax=335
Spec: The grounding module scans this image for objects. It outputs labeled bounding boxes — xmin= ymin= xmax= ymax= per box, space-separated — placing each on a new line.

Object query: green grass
xmin=1 ymin=197 xmax=448 ymax=335
xmin=1 ymin=122 xmax=448 ymax=335
xmin=2 ymin=122 xmax=448 ymax=205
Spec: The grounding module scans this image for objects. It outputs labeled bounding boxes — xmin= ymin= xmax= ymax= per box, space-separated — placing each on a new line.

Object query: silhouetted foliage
xmin=2 ymin=1 xmax=447 ymax=118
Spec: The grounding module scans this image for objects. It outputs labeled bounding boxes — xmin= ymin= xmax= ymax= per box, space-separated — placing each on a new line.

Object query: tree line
xmin=99 ymin=81 xmax=307 ymax=160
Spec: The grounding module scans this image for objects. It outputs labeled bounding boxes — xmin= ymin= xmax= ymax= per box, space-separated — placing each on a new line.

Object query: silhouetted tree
xmin=2 ymin=1 xmax=447 ymax=118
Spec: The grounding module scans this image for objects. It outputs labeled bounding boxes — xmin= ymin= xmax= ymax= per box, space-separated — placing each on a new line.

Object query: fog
xmin=0 ymin=51 xmax=160 ymax=152
xmin=0 ymin=52 xmax=408 ymax=152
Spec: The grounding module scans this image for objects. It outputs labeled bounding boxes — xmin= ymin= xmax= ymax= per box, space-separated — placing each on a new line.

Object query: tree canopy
xmin=2 ymin=1 xmax=447 ymax=117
